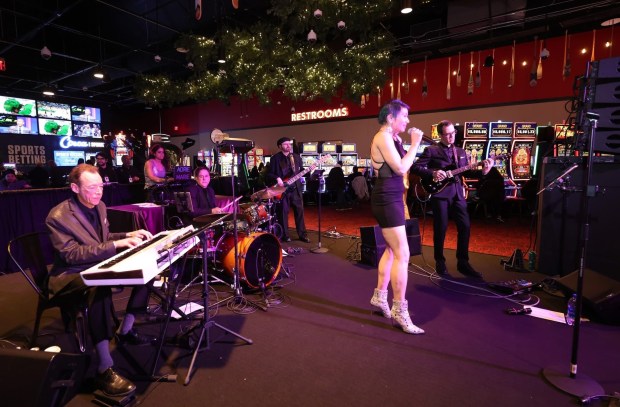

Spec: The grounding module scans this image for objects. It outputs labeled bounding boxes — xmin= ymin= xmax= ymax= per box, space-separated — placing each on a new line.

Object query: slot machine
xmin=301 ymin=142 xmax=319 ymax=168
xmin=247 ymin=148 xmax=257 ymax=172
xmin=487 ymin=122 xmax=514 ymax=177
xmin=510 ymin=122 xmax=537 ymax=190
xmin=320 ymin=142 xmax=338 ymax=175
xmin=462 ymin=121 xmax=490 ymax=194
xmin=339 ymin=142 xmax=357 ymax=175
xmin=196 ymin=149 xmax=213 ymax=170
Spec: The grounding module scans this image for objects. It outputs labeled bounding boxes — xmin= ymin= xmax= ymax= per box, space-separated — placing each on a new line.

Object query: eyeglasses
xmin=443 ymin=131 xmax=457 ymax=137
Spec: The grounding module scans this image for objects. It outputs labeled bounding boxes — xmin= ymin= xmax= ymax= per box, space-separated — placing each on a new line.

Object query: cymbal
xmin=251 ymin=186 xmax=286 ymax=201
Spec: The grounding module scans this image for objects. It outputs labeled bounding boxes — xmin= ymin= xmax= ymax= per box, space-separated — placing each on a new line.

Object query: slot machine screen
xmin=511 ymin=140 xmax=534 ymax=181
xmin=462 ymin=140 xmax=488 ymax=165
xmin=301 ymin=155 xmax=318 ymax=167
xmin=487 ymin=140 xmax=511 ymax=179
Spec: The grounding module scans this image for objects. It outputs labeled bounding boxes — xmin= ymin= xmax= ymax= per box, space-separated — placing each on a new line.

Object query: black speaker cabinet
xmin=0 ymin=348 xmax=88 ymax=407
xmin=556 ymin=269 xmax=620 ymax=325
xmin=360 ymin=219 xmax=421 ymax=267
xmin=536 ymin=157 xmax=620 ymax=279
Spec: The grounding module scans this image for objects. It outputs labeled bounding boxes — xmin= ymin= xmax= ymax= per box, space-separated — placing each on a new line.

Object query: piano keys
xmin=80 ymin=225 xmax=199 ymax=286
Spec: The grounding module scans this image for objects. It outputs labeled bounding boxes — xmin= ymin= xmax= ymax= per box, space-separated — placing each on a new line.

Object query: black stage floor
xmin=1 ymin=231 xmax=619 ymax=407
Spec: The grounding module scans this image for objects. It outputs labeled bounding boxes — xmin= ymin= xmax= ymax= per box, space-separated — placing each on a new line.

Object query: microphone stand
xmin=217 ymin=143 xmax=267 ymax=312
xmin=311 ymin=170 xmax=328 ymax=254
xmin=542 ymin=112 xmax=604 ymax=398
xmin=182 ymin=225 xmax=253 ymax=385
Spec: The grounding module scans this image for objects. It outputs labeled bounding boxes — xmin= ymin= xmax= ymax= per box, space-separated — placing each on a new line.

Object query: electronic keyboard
xmin=80 ymin=225 xmax=198 ymax=286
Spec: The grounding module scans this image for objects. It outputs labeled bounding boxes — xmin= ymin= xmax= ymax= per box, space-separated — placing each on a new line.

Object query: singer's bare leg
xmin=377 ymin=225 xmax=409 ymax=301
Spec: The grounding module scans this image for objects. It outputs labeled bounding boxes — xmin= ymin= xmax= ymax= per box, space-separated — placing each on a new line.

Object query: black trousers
xmin=430 ymin=196 xmax=470 ymax=263
xmin=49 ymin=273 xmax=149 ymax=344
xmin=276 ymin=188 xmax=307 ymax=239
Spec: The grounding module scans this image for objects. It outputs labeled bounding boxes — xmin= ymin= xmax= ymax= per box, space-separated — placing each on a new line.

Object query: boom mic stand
xmin=542 ymin=112 xmax=604 ymax=398
xmin=217 ymin=143 xmax=267 ymax=312
xmin=311 ymin=170 xmax=328 ymax=254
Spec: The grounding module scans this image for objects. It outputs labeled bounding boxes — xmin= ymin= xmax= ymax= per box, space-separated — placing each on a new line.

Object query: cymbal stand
xmin=183 ymin=227 xmax=253 ymax=385
xmin=218 ymin=144 xmax=267 ymax=312
xmin=260 ymin=198 xmax=282 ymax=239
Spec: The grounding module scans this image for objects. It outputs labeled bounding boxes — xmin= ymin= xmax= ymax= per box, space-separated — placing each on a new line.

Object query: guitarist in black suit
xmin=267 ymin=137 xmax=310 ymax=243
xmin=411 ymin=120 xmax=493 ymax=278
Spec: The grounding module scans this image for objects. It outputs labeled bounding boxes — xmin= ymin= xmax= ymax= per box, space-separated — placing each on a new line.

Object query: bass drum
xmin=215 ymin=232 xmax=282 ymax=288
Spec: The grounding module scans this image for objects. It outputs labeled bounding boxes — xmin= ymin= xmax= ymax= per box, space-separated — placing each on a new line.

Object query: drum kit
xmin=192 ymin=185 xmax=288 ymax=290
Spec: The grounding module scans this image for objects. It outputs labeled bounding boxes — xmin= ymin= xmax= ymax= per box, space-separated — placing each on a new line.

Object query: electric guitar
xmin=420 ymin=153 xmax=511 ymax=195
xmin=272 ymin=154 xmax=332 ymax=199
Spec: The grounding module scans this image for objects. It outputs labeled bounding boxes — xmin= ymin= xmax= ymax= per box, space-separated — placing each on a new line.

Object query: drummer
xmin=184 ymin=166 xmax=224 ymax=219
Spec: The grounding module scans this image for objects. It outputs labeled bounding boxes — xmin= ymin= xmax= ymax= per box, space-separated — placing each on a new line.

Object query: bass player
xmin=266 ymin=137 xmax=311 ymax=243
xmin=411 ymin=120 xmax=493 ymax=278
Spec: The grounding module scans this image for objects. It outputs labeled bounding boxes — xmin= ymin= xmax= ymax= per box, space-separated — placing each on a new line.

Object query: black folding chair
xmin=7 ymin=231 xmax=88 ymax=352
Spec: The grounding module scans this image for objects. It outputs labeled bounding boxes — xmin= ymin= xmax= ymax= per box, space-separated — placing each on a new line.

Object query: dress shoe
xmin=457 ymin=262 xmax=483 ymax=279
xmin=280 ymin=236 xmax=291 ymax=243
xmin=299 ymin=235 xmax=311 ymax=243
xmin=435 ymin=262 xmax=451 ymax=277
xmin=95 ymin=367 xmax=136 ymax=397
xmin=116 ymin=329 xmax=158 ymax=346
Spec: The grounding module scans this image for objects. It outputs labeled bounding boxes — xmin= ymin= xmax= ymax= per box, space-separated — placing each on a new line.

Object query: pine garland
xmin=136 ymin=0 xmax=394 ymax=107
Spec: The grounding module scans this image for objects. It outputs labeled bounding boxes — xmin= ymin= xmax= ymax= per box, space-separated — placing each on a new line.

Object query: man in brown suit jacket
xmin=46 ymin=164 xmax=154 ymax=397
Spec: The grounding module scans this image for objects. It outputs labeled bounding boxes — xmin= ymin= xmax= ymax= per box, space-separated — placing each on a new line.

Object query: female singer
xmin=369 ymin=99 xmax=424 ymax=335
xmin=144 ymin=143 xmax=172 ymax=201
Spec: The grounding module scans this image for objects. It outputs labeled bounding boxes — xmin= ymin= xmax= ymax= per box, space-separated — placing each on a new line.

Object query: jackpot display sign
xmin=489 ymin=122 xmax=514 ymax=138
xmin=464 ymin=122 xmax=490 ymax=138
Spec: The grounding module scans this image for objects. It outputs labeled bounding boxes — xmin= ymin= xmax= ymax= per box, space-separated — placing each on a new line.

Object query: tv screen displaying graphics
xmin=0 ymin=96 xmax=37 ymax=116
xmin=36 ymin=100 xmax=71 ymax=120
xmin=73 ymin=122 xmax=102 ymax=138
xmin=71 ymin=106 xmax=101 ymax=123
xmin=0 ymin=115 xmax=39 ymax=134
xmin=54 ymin=150 xmax=85 ymax=167
xmin=38 ymin=118 xmax=72 ymax=136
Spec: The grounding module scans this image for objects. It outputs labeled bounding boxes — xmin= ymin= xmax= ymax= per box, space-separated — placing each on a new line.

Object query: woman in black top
xmin=369 ymin=99 xmax=424 ymax=335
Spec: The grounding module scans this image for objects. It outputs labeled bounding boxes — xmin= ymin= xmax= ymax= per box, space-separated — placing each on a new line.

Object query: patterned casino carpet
xmin=297 ymin=199 xmax=533 ymax=258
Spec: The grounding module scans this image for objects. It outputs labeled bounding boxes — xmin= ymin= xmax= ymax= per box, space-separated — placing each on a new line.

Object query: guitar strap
xmin=450 ymin=146 xmax=463 ymax=187
xmin=289 ymin=154 xmax=295 ymax=171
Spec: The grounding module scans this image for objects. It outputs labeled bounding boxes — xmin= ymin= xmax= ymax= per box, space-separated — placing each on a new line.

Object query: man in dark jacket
xmin=46 ymin=164 xmax=155 ymax=397
xmin=412 ymin=120 xmax=493 ymax=278
xmin=266 ymin=137 xmax=310 ymax=243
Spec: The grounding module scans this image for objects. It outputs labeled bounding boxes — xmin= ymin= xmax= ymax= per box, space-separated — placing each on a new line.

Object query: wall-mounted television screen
xmin=38 ymin=118 xmax=72 ymax=136
xmin=73 ymin=122 xmax=102 ymax=138
xmin=0 ymin=115 xmax=39 ymax=134
xmin=36 ymin=100 xmax=71 ymax=120
xmin=0 ymin=96 xmax=37 ymax=116
xmin=54 ymin=150 xmax=85 ymax=167
xmin=71 ymin=106 xmax=101 ymax=123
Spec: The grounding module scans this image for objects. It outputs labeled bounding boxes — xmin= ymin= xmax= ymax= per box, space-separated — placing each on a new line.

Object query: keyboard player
xmin=45 ymin=164 xmax=156 ymax=397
